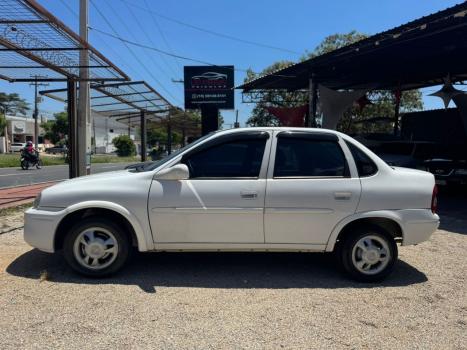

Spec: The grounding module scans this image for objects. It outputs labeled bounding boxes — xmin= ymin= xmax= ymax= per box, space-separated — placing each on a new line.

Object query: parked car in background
xmin=24 ymin=128 xmax=439 ymax=282
xmin=424 ymin=158 xmax=467 ymax=186
xmin=45 ymin=145 xmax=67 ymax=155
xmin=10 ymin=142 xmax=25 ymax=152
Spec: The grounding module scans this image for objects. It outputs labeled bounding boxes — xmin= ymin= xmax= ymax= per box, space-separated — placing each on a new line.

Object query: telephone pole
xmin=78 ymin=0 xmax=91 ymax=176
xmin=30 ymin=76 xmax=48 ymax=149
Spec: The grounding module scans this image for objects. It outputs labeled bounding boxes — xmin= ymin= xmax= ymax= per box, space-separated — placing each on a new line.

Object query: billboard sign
xmin=12 ymin=121 xmax=26 ymax=134
xmin=184 ymin=66 xmax=234 ymax=109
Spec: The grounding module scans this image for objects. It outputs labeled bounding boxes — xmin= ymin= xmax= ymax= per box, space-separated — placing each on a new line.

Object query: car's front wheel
xmin=63 ymin=218 xmax=131 ymax=277
xmin=339 ymin=226 xmax=398 ymax=282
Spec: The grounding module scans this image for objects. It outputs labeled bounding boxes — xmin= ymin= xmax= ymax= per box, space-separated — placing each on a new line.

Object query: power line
xmin=57 ymin=0 xmax=139 ymax=79
xmin=142 ymin=0 xmax=183 ymax=70
xmin=89 ymin=0 xmax=181 ymax=104
xmin=120 ymin=0 xmax=302 ymax=56
xmin=89 ymin=27 xmax=257 ymax=74
xmin=99 ymin=0 xmax=176 ymax=86
xmin=120 ymin=0 xmax=180 ymax=78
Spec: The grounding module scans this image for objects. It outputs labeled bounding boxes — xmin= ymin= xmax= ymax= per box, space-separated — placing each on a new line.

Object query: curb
xmin=0 ymin=180 xmax=61 ymax=191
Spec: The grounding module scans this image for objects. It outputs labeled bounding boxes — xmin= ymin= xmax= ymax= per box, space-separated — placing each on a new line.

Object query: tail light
xmin=431 ymin=185 xmax=438 ymax=214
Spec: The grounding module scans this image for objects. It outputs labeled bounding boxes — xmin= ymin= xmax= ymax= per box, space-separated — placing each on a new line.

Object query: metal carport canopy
xmin=238 ymin=2 xmax=467 ymax=92
xmin=0 ymin=0 xmax=128 ymax=82
xmin=40 ymin=81 xmax=175 ymax=162
xmin=40 ymin=81 xmax=173 ymax=115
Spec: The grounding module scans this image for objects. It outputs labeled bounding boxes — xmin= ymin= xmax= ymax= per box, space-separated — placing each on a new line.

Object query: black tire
xmin=20 ymin=160 xmax=29 ymax=170
xmin=36 ymin=159 xmax=42 ymax=169
xmin=63 ymin=217 xmax=131 ymax=277
xmin=338 ymin=225 xmax=398 ymax=282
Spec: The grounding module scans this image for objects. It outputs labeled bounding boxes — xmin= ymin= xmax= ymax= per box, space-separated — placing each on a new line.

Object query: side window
xmin=345 ymin=141 xmax=378 ymax=177
xmin=183 ymin=138 xmax=267 ymax=178
xmin=274 ymin=137 xmax=348 ymax=177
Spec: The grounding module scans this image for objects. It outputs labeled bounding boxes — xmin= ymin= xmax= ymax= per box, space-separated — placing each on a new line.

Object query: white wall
xmin=92 ymin=113 xmax=136 ymax=154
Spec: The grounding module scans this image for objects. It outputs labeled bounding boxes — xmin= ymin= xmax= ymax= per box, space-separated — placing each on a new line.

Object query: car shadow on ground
xmin=7 ymin=249 xmax=427 ymax=293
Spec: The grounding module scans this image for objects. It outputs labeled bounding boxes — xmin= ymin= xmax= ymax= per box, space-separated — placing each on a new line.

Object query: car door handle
xmin=334 ymin=192 xmax=352 ymax=200
xmin=241 ymin=191 xmax=258 ymax=199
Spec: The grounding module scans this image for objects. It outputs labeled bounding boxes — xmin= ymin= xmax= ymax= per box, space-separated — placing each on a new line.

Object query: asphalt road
xmin=0 ymin=162 xmax=136 ymax=188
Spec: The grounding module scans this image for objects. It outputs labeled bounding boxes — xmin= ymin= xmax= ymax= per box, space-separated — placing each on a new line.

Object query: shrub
xmin=112 ymin=135 xmax=136 ymax=157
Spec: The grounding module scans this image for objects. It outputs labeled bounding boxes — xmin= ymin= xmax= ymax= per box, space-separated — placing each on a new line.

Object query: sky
xmin=0 ymin=0 xmax=462 ymax=126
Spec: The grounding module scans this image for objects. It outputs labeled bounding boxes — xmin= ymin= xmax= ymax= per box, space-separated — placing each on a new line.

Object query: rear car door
xmin=264 ymin=131 xmax=361 ymax=246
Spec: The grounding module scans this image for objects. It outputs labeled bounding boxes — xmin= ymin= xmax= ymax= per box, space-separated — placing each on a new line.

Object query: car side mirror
xmin=153 ymin=164 xmax=189 ymax=180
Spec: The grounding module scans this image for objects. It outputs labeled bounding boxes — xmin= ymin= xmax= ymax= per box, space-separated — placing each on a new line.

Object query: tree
xmin=0 ymin=92 xmax=30 ymax=115
xmin=41 ymin=112 xmax=68 ymax=144
xmin=245 ymin=31 xmax=423 ymax=131
xmin=0 ymin=112 xmax=6 ymax=137
xmin=112 ymin=135 xmax=136 ymax=157
xmin=245 ymin=61 xmax=307 ymax=126
xmin=338 ymin=90 xmax=423 ymax=134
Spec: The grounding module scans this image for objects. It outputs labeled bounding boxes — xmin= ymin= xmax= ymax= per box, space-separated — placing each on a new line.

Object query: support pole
xmin=78 ymin=0 xmax=91 ymax=176
xmin=33 ymin=79 xmax=39 ymax=149
xmin=167 ymin=116 xmax=172 ymax=155
xmin=67 ymin=79 xmax=78 ymax=179
xmin=140 ymin=110 xmax=146 ymax=162
xmin=234 ymin=109 xmax=240 ymax=128
xmin=200 ymin=105 xmax=218 ymax=135
xmin=309 ymin=78 xmax=318 ymax=127
xmin=393 ymin=90 xmax=401 ymax=136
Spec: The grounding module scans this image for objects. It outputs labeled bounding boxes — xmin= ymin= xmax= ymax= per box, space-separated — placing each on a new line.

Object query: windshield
xmin=133 ymin=132 xmax=214 ymax=172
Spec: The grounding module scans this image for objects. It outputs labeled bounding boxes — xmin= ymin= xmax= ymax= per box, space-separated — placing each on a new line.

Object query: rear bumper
xmin=400 ymin=209 xmax=439 ymax=246
xmin=24 ymin=207 xmax=66 ymax=253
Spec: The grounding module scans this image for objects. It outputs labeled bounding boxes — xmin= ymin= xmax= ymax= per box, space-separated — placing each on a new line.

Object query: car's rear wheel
xmin=63 ymin=218 xmax=131 ymax=277
xmin=339 ymin=226 xmax=398 ymax=282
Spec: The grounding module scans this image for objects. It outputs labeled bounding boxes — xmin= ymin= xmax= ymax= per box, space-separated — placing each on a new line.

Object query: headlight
xmin=32 ymin=192 xmax=42 ymax=208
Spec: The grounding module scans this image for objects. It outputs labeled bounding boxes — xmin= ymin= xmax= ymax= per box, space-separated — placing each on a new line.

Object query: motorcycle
xmin=20 ymin=150 xmax=42 ymax=170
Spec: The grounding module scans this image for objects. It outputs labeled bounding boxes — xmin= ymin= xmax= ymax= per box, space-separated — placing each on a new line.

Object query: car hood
xmin=39 ymin=169 xmax=153 ymax=208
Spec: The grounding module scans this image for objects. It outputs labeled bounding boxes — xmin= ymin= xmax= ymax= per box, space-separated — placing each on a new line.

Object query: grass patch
xmin=0 ymin=153 xmax=66 ymax=168
xmin=91 ymin=155 xmax=140 ymax=164
xmin=0 ymin=202 xmax=32 ymax=217
xmin=0 ymin=153 xmax=139 ymax=168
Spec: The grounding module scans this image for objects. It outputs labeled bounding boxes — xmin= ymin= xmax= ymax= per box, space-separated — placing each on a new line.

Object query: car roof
xmin=216 ymin=127 xmax=342 ymax=137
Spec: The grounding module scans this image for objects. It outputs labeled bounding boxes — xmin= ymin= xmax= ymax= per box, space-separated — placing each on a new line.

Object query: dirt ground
xmin=0 ymin=189 xmax=466 ymax=349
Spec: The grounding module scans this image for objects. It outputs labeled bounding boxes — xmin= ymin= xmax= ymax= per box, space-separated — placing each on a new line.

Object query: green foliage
xmin=41 ymin=112 xmax=68 ymax=144
xmin=245 ymin=31 xmax=423 ymax=131
xmin=0 ymin=92 xmax=30 ymax=115
xmin=337 ymin=90 xmax=423 ymax=134
xmin=0 ymin=113 xmax=6 ymax=136
xmin=245 ymin=61 xmax=306 ymax=127
xmin=303 ymin=30 xmax=368 ymax=59
xmin=112 ymin=134 xmax=136 ymax=157
xmin=147 ymin=127 xmax=182 ymax=147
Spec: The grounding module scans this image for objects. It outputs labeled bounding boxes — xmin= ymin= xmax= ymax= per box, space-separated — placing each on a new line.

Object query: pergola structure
xmin=238 ymin=2 xmax=467 ymax=131
xmin=0 ymin=0 xmax=129 ymax=177
xmin=40 ymin=81 xmax=193 ymax=160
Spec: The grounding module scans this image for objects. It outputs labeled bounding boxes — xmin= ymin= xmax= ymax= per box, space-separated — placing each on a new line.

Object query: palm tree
xmin=0 ymin=92 xmax=30 ymax=116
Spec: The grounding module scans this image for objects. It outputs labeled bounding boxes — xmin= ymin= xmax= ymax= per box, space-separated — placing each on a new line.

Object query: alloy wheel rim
xmin=351 ymin=235 xmax=391 ymax=275
xmin=73 ymin=227 xmax=119 ymax=270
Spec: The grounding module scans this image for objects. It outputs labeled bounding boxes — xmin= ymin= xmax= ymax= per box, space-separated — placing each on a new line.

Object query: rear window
xmin=345 ymin=141 xmax=378 ymax=177
xmin=274 ymin=136 xmax=348 ymax=178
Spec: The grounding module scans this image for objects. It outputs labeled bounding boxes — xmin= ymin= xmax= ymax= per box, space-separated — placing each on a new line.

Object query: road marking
xmin=100 ymin=165 xmax=122 ymax=169
xmin=0 ymin=173 xmax=32 ymax=177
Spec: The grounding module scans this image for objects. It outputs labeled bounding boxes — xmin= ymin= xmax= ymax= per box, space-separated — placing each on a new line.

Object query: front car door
xmin=148 ymin=131 xmax=271 ymax=245
xmin=264 ymin=131 xmax=361 ymax=248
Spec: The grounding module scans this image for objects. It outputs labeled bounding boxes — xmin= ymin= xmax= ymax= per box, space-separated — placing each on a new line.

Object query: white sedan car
xmin=24 ymin=128 xmax=440 ymax=281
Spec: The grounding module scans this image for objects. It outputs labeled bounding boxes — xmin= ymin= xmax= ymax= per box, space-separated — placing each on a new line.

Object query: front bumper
xmin=400 ymin=209 xmax=440 ymax=246
xmin=24 ymin=207 xmax=66 ymax=253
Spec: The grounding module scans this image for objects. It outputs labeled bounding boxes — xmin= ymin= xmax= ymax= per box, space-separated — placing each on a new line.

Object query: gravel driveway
xmin=0 ymin=205 xmax=466 ymax=349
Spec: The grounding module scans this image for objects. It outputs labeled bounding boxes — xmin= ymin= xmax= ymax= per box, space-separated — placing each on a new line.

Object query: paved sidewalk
xmin=0 ymin=182 xmax=57 ymax=209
